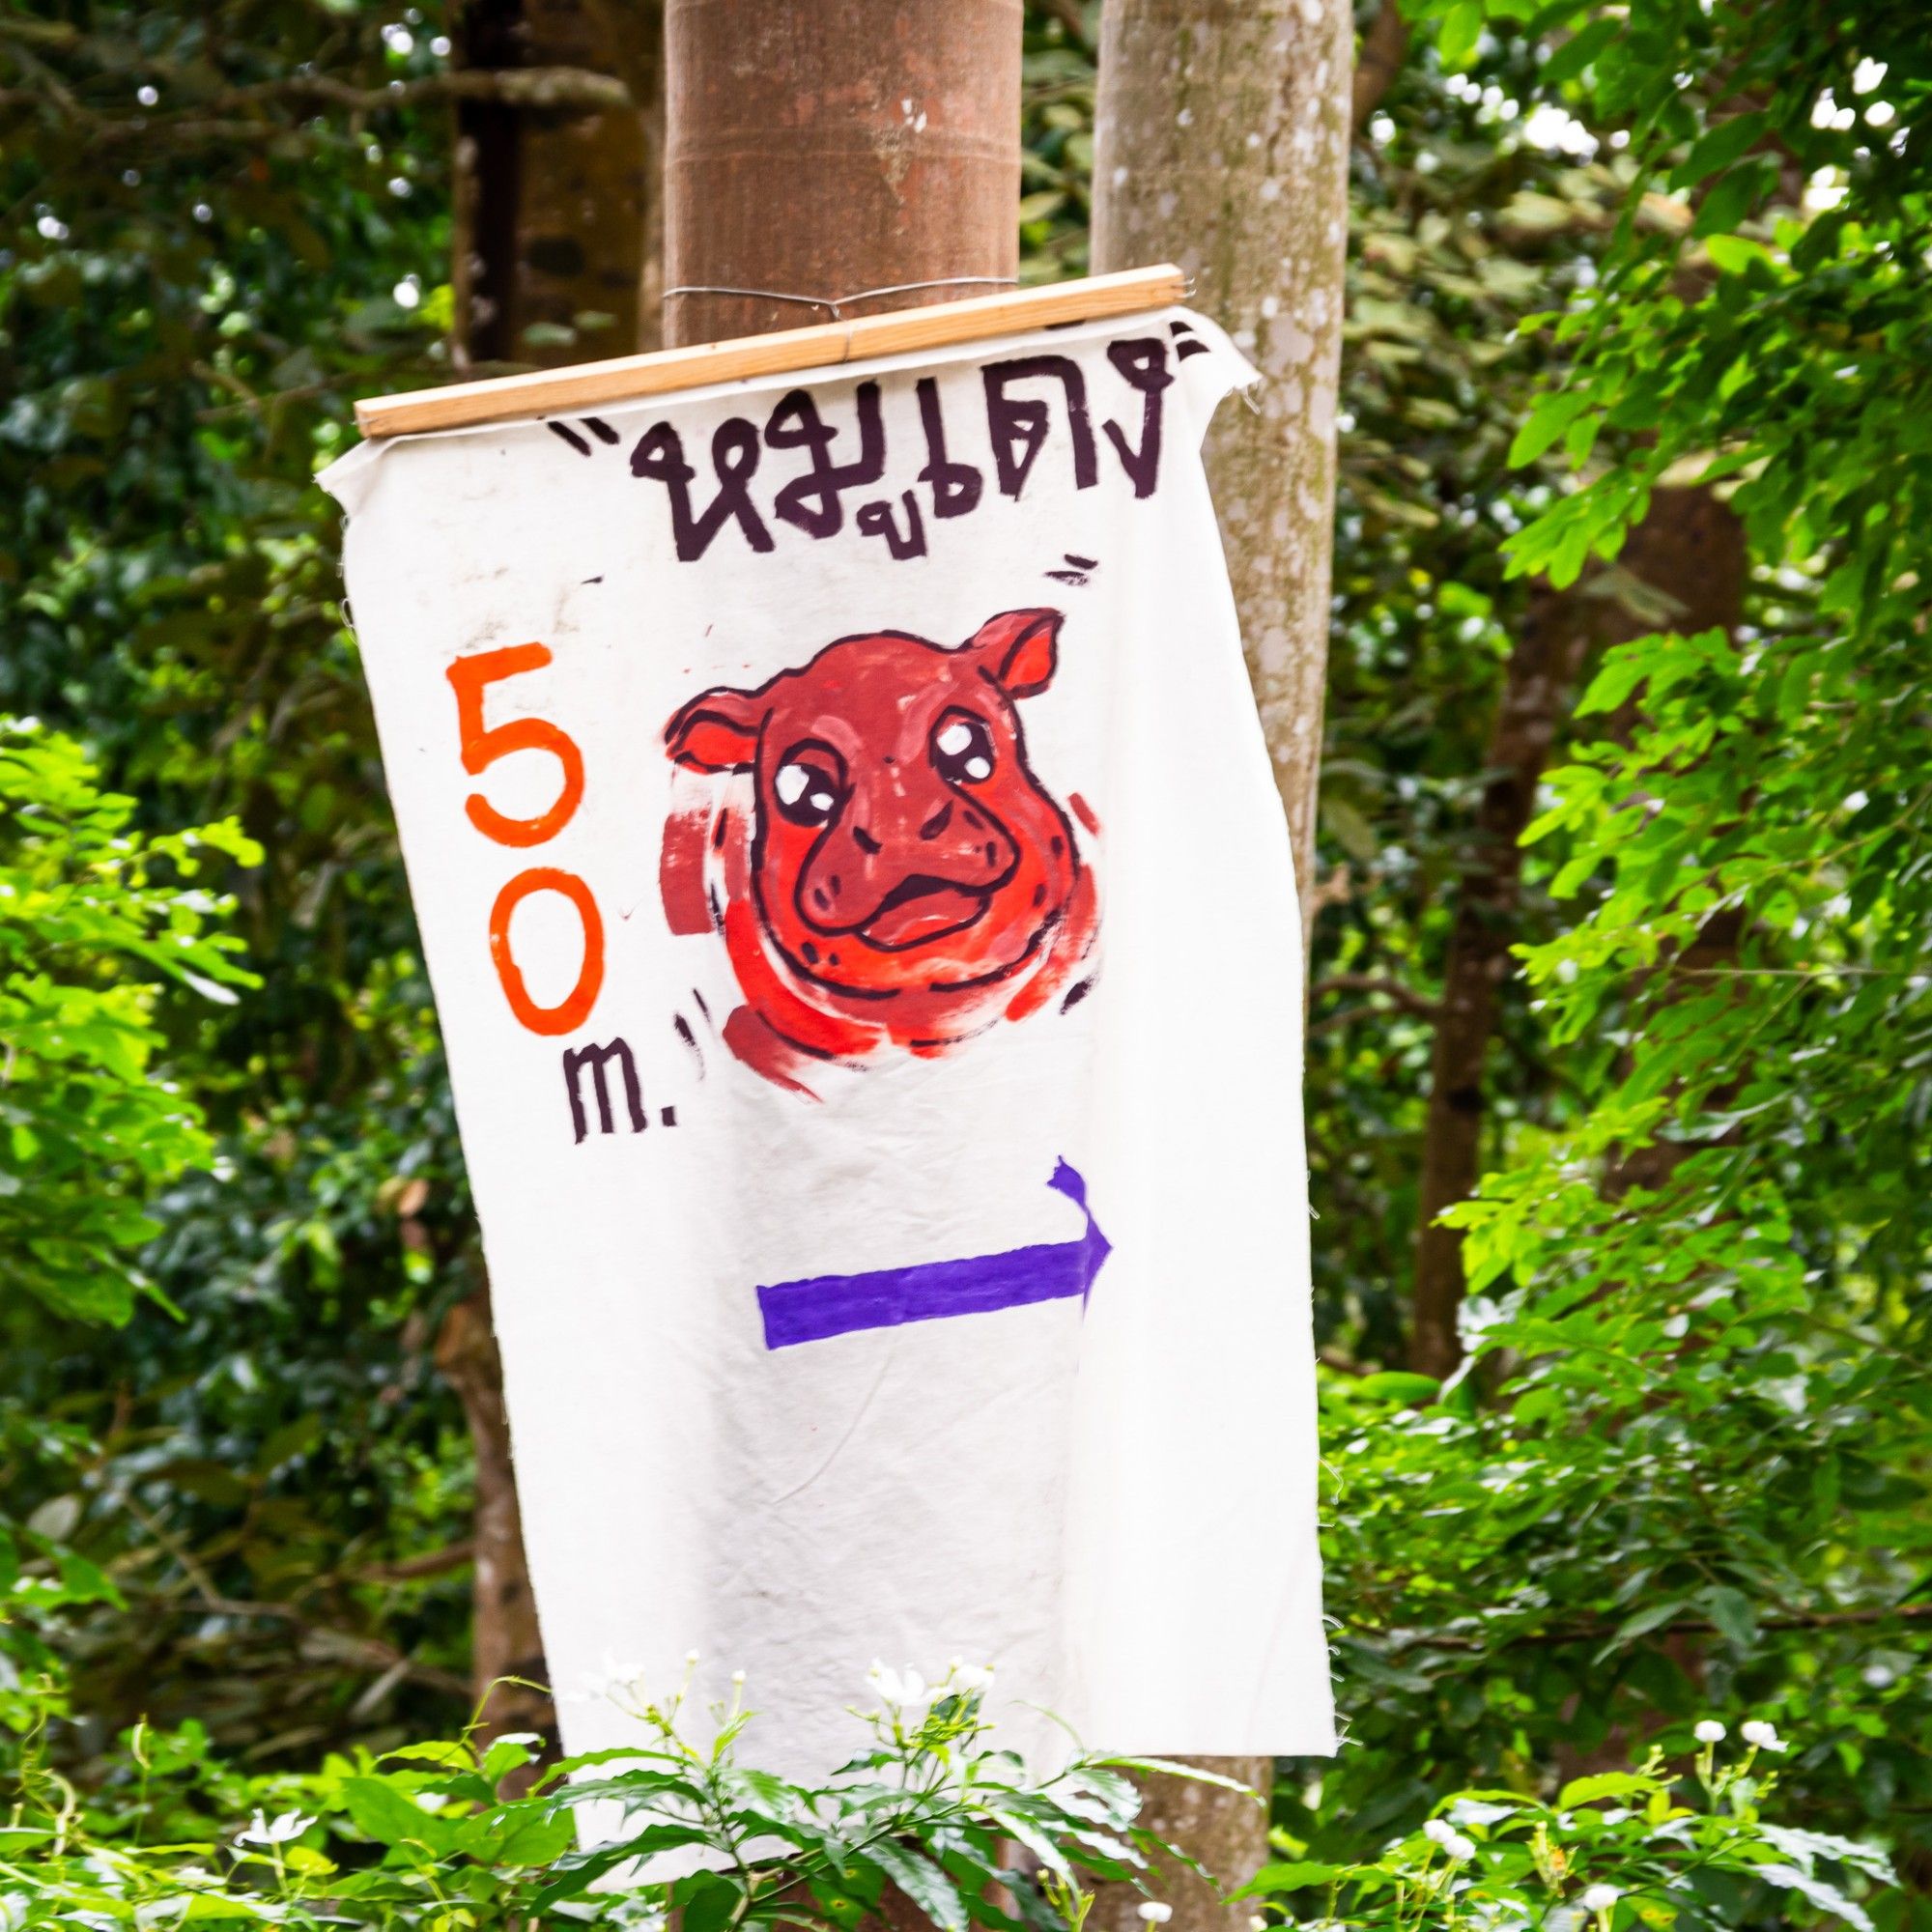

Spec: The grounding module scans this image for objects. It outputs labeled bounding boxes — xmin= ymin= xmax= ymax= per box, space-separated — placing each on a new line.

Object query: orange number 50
xmin=488 ymin=867 xmax=605 ymax=1037
xmin=446 ymin=642 xmax=585 ymax=847
xmin=448 ymin=643 xmax=603 ymax=1037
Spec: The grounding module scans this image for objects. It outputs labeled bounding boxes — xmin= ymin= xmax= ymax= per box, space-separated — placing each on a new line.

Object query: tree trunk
xmin=1351 ymin=4 xmax=1409 ymax=133
xmin=454 ymin=0 xmax=665 ymax=369
xmin=1600 ymin=490 xmax=1749 ymax=1199
xmin=434 ymin=1283 xmax=554 ymax=1752
xmin=660 ymin=9 xmax=1019 ymax=1923
xmin=1088 ymin=5 xmax=1352 ymax=1928
xmin=444 ymin=0 xmax=665 ymax=1755
xmin=662 ymin=0 xmax=1020 ymax=348
xmin=1408 ymin=487 xmax=1747 ymax=1378
xmin=1091 ymin=1761 xmax=1272 ymax=1932
xmin=1091 ymin=0 xmax=1353 ymax=940
xmin=1409 ymin=585 xmax=1587 ymax=1380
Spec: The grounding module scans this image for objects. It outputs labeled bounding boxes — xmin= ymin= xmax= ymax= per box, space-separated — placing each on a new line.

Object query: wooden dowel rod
xmin=354 ymin=265 xmax=1187 ymax=440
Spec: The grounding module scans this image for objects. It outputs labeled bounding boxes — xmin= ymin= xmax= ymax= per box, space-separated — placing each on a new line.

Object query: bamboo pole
xmin=355 ymin=265 xmax=1184 ymax=438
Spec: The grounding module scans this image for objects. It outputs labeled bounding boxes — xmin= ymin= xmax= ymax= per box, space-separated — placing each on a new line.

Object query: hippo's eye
xmin=932 ymin=712 xmax=996 ymax=785
xmin=772 ymin=744 xmax=844 ymax=826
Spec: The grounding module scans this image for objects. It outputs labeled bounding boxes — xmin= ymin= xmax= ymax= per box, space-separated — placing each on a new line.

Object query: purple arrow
xmin=756 ymin=1159 xmax=1110 ymax=1350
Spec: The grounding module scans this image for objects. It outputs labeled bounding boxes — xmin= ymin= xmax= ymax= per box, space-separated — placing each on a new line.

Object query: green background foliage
xmin=2 ymin=0 xmax=1928 ymax=1924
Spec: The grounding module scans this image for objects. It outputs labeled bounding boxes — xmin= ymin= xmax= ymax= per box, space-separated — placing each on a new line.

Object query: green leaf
xmin=1705 ymin=234 xmax=1774 ymax=275
xmin=1689 ymin=160 xmax=1770 ymax=240
xmin=1438 ymin=0 xmax=1484 ymax=69
xmin=342 ymin=1776 xmax=459 ymax=1855
xmin=1099 ymin=1756 xmax=1261 ymax=1795
xmin=1355 ymin=1372 xmax=1443 ymax=1405
xmin=1235 ymin=1861 xmax=1342 ymax=1897
xmin=1669 ymin=111 xmax=1767 ymax=190
xmin=1509 ymin=389 xmax=1593 ymax=467
xmin=1557 ymin=1773 xmax=1661 ymax=1809
xmin=1598 ymin=1599 xmax=1690 ymax=1658
xmin=1540 ymin=15 xmax=1618 ymax=86
xmin=674 ymin=1871 xmax=745 ymax=1932
xmin=1703 ymin=1584 xmax=1759 ymax=1648
xmin=867 ymin=1839 xmax=969 ymax=1932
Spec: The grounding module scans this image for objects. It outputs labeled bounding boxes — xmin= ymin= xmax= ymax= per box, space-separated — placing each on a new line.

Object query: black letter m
xmin=563 ymin=1038 xmax=645 ymax=1143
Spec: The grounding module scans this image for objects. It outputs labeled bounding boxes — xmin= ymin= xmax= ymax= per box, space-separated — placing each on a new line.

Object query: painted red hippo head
xmin=660 ymin=610 xmax=1100 ymax=1094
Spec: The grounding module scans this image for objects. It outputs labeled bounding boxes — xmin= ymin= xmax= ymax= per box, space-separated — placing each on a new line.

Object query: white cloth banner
xmin=321 ymin=305 xmax=1333 ymax=1773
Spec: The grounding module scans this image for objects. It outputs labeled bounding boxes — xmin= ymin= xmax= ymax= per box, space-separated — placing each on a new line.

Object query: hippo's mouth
xmin=858 ymin=874 xmax=991 ymax=950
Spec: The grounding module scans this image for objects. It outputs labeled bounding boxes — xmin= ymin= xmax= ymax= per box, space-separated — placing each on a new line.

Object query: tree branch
xmin=358 ymin=1540 xmax=477 ymax=1583
xmin=1371 ymin=1598 xmax=1932 ymax=1656
xmin=139 ymin=1592 xmax=470 ymax=1699
xmin=232 ymin=67 xmax=634 ymax=113
xmin=6 ymin=63 xmax=634 ymax=148
xmin=1311 ymin=972 xmax=1441 ymax=1019
xmin=1351 ymin=2 xmax=1410 ymax=133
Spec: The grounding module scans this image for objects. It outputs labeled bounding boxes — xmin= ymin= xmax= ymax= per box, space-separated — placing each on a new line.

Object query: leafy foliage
xmin=1 ymin=1667 xmax=1193 ymax=1932
xmin=1247 ymin=1732 xmax=1893 ymax=1932
xmin=2 ymin=0 xmax=482 ymax=1754
xmin=1283 ymin=0 xmax=1932 ymax=1898
xmin=0 ymin=721 xmax=255 ymax=1324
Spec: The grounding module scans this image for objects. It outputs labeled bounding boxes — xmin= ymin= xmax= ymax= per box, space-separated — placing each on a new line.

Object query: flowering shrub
xmin=0 ymin=1662 xmax=1891 ymax=1932
xmin=1243 ymin=1727 xmax=1892 ymax=1932
xmin=0 ymin=1662 xmax=1188 ymax=1932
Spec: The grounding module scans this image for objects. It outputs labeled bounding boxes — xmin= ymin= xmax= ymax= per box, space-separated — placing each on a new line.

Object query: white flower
xmin=1137 ymin=1905 xmax=1174 ymax=1924
xmin=684 ymin=1649 xmax=701 ymax=1667
xmin=731 ymin=1668 xmax=747 ymax=1685
xmin=1424 ymin=1818 xmax=1457 ymax=1847
xmin=952 ymin=1662 xmax=995 ymax=1692
xmin=572 ymin=1650 xmax=645 ymax=1702
xmin=1443 ymin=1834 xmax=1476 ymax=1863
xmin=1694 ymin=1719 xmax=1726 ymax=1744
xmin=1250 ymin=1918 xmax=1269 ymax=1932
xmin=1581 ymin=1886 xmax=1621 ymax=1915
xmin=239 ymin=1809 xmax=315 ymax=1846
xmin=1741 ymin=1719 xmax=1785 ymax=1751
xmin=867 ymin=1662 xmax=941 ymax=1709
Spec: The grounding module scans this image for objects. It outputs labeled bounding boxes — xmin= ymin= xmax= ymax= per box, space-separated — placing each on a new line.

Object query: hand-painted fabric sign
xmin=321 ymin=307 xmax=1334 ymax=1777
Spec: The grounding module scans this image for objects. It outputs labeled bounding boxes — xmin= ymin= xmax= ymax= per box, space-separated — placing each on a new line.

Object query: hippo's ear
xmin=966 ymin=608 xmax=1063 ymax=700
xmin=665 ymin=686 xmax=766 ymax=772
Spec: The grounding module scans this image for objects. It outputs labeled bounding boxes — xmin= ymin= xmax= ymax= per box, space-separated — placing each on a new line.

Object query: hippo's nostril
xmin=852 ymin=827 xmax=882 ymax=855
xmin=919 ymin=802 xmax=953 ymax=840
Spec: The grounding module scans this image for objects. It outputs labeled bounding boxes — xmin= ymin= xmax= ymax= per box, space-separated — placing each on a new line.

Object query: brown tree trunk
xmin=1599 ymin=491 xmax=1749 ymax=1197
xmin=1091 ymin=0 xmax=1353 ymax=941
xmin=1408 ymin=488 xmax=1747 ymax=1378
xmin=443 ymin=0 xmax=665 ymax=1756
xmin=434 ymin=1283 xmax=554 ymax=1751
xmin=1087 ymin=5 xmax=1352 ymax=1928
xmin=1409 ymin=585 xmax=1587 ymax=1379
xmin=662 ymin=0 xmax=1020 ymax=348
xmin=1089 ymin=1761 xmax=1272 ymax=1932
xmin=1351 ymin=4 xmax=1410 ymax=133
xmin=454 ymin=0 xmax=665 ymax=369
xmin=661 ymin=10 xmax=1028 ymax=1925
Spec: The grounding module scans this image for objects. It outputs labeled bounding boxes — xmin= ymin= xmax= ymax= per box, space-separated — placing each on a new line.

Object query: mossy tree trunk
xmin=1092 ymin=0 xmax=1353 ymax=941
xmin=1088 ymin=4 xmax=1354 ymax=1928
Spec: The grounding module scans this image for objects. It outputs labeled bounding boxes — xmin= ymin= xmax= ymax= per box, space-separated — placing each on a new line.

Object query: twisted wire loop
xmin=661 ymin=276 xmax=1022 ymax=321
